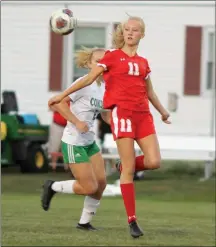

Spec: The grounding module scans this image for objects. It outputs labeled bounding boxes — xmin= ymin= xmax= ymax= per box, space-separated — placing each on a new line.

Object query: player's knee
xmin=84 ymin=180 xmax=98 ymax=195
xmin=146 ymin=158 xmax=161 ymax=170
xmin=121 ymin=163 xmax=135 ymax=178
xmin=97 ymin=177 xmax=107 ymax=192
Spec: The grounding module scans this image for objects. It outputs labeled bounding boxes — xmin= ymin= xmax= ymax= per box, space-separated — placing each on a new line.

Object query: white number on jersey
xmin=120 ymin=118 xmax=132 ymax=132
xmin=128 ymin=62 xmax=139 ymax=76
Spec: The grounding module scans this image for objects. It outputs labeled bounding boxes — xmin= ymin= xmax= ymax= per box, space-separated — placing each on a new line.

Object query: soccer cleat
xmin=41 ymin=180 xmax=56 ymax=211
xmin=129 ymin=220 xmax=144 ymax=238
xmin=115 ymin=159 xmax=121 ymax=173
xmin=76 ymin=222 xmax=98 ymax=231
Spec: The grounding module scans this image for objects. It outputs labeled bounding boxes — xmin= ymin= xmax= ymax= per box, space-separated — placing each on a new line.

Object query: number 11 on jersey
xmin=128 ymin=62 xmax=139 ymax=76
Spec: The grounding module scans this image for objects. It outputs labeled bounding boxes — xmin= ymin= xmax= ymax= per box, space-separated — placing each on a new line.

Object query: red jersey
xmin=53 ymin=111 xmax=67 ymax=126
xmin=53 ymin=102 xmax=69 ymax=126
xmin=98 ymin=49 xmax=151 ymax=112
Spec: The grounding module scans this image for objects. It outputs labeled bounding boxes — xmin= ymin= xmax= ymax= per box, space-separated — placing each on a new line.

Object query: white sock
xmin=51 ymin=180 xmax=75 ymax=193
xmin=79 ymin=196 xmax=100 ymax=224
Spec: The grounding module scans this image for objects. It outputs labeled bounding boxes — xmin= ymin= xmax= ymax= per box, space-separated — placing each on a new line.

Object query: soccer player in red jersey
xmin=48 ymin=16 xmax=171 ymax=238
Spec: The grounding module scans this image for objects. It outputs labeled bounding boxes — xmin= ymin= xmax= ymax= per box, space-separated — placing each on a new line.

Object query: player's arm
xmin=146 ymin=77 xmax=171 ymax=123
xmin=49 ymin=96 xmax=80 ymax=125
xmin=101 ymin=111 xmax=111 ymax=125
xmin=48 ymin=66 xmax=104 ymax=107
xmin=48 ymin=50 xmax=113 ymax=107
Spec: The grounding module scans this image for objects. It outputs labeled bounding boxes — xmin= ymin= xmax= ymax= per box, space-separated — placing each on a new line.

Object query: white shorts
xmin=48 ymin=122 xmax=65 ymax=153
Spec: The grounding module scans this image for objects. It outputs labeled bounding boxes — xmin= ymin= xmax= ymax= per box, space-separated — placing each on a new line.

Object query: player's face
xmin=123 ymin=20 xmax=144 ymax=46
xmin=89 ymin=50 xmax=105 ymax=68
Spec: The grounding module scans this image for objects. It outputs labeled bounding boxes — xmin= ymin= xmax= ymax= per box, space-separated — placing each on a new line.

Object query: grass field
xmin=1 ymin=169 xmax=215 ymax=246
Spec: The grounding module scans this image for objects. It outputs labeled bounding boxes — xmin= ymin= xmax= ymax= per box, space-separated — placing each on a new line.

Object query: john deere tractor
xmin=1 ymin=91 xmax=49 ymax=173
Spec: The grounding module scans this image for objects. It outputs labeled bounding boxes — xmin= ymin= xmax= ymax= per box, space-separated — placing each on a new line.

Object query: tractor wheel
xmin=1 ymin=121 xmax=7 ymax=141
xmin=20 ymin=144 xmax=48 ymax=173
xmin=1 ymin=122 xmax=7 ymax=155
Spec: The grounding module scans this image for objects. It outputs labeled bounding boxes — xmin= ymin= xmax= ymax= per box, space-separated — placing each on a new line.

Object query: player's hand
xmin=75 ymin=121 xmax=89 ymax=133
xmin=161 ymin=111 xmax=171 ymax=124
xmin=48 ymin=94 xmax=64 ymax=107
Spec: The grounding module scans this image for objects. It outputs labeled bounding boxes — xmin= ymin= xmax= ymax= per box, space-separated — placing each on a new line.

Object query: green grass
xmin=1 ymin=170 xmax=215 ymax=246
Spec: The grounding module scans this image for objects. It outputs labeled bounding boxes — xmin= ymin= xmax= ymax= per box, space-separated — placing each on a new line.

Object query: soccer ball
xmin=50 ymin=8 xmax=78 ymax=35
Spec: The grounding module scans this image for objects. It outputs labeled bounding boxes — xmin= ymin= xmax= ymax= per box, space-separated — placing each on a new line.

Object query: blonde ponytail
xmin=74 ymin=46 xmax=105 ymax=86
xmin=74 ymin=46 xmax=94 ymax=68
xmin=112 ymin=23 xmax=125 ymax=49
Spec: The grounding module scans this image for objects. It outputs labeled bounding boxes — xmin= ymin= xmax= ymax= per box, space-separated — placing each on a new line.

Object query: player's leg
xmin=135 ymin=112 xmax=161 ymax=170
xmin=136 ymin=134 xmax=161 ymax=170
xmin=116 ymin=113 xmax=160 ymax=172
xmin=88 ymin=142 xmax=107 ymax=200
xmin=52 ymin=142 xmax=99 ymax=195
xmin=77 ymin=142 xmax=106 ymax=231
xmin=111 ymin=107 xmax=143 ymax=238
xmin=48 ymin=122 xmax=63 ymax=171
xmin=116 ymin=138 xmax=143 ymax=238
xmin=41 ymin=142 xmax=98 ymax=211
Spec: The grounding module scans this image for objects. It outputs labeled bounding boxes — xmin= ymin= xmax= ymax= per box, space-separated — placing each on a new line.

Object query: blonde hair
xmin=74 ymin=46 xmax=105 ymax=85
xmin=112 ymin=16 xmax=145 ymax=49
